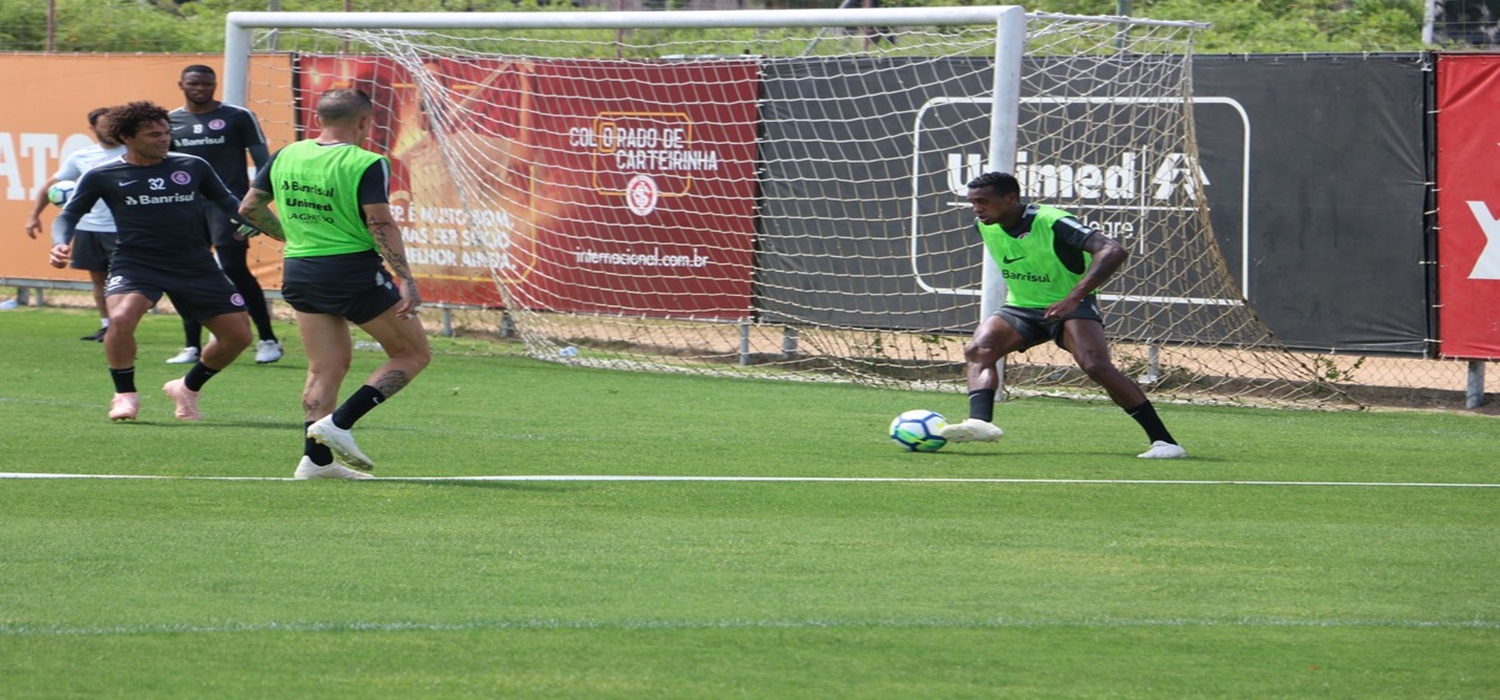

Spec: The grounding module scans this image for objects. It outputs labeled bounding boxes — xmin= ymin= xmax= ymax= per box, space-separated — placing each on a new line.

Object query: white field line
xmin=0 ymin=472 xmax=1497 ymax=488
xmin=2 ymin=616 xmax=1497 ymax=638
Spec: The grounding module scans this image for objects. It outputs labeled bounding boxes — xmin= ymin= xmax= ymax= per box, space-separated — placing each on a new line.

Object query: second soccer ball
xmin=47 ymin=180 xmax=77 ymax=207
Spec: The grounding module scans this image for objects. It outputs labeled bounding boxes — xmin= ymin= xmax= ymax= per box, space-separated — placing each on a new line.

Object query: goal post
xmin=224 ymin=7 xmax=1031 ymax=103
xmin=221 ymin=8 xmax=1352 ymax=408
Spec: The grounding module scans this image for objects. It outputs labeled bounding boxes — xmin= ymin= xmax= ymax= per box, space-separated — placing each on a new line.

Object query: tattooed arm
xmin=363 ymin=202 xmax=422 ymax=318
xmin=237 ymin=187 xmax=287 ymax=242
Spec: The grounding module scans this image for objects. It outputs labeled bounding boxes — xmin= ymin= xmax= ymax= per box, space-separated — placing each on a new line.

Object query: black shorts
xmin=104 ymin=263 xmax=246 ymax=322
xmin=69 ymin=229 xmax=118 ymax=272
xmin=282 ymin=252 xmax=402 ymax=325
xmin=996 ymin=297 xmax=1104 ymax=351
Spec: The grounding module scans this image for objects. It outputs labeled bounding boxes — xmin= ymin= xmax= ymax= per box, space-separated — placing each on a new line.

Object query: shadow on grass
xmin=109 ymin=419 xmax=294 ymax=430
xmin=364 ymin=479 xmax=588 ymax=492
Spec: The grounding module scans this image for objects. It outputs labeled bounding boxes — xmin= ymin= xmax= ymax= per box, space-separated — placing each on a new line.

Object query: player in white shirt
xmin=25 ymin=107 xmax=126 ymax=341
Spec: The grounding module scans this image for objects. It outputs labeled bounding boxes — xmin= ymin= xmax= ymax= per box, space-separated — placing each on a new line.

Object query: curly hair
xmin=107 ymin=101 xmax=170 ymax=142
xmin=966 ymin=171 xmax=1020 ymax=196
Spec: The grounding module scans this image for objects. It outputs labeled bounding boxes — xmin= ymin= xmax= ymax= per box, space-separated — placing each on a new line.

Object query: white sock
xmin=100 ymin=318 xmax=110 ymax=328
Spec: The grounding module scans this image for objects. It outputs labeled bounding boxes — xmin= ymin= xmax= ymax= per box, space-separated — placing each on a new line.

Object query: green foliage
xmin=0 ymin=0 xmax=1433 ymax=53
xmin=1144 ymin=0 xmax=1426 ymax=52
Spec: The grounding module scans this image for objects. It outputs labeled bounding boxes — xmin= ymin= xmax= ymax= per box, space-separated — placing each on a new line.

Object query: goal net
xmin=227 ymin=8 xmax=1350 ymax=407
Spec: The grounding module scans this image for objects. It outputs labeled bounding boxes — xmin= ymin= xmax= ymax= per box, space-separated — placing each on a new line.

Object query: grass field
xmin=1 ymin=306 xmax=1497 ymax=698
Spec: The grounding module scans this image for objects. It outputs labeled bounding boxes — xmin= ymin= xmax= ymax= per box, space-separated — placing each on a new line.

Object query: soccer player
xmin=51 ymin=101 xmax=253 ymax=422
xmin=239 ymin=88 xmax=430 ymax=480
xmin=167 ymin=64 xmax=283 ymax=365
xmin=941 ymin=172 xmax=1187 ymax=459
xmin=25 ymin=107 xmax=124 ymax=341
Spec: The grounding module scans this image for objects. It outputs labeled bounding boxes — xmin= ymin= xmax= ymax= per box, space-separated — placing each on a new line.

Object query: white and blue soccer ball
xmin=46 ymin=180 xmax=77 ymax=207
xmin=889 ymin=409 xmax=948 ymax=452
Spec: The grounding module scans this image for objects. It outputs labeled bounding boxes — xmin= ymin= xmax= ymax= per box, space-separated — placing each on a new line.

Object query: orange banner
xmin=0 ymin=53 xmax=293 ymax=286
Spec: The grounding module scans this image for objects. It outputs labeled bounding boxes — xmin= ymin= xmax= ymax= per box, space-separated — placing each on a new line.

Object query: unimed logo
xmin=946 ymin=150 xmax=1209 ymax=201
xmin=908 ymin=94 xmax=1253 ymax=299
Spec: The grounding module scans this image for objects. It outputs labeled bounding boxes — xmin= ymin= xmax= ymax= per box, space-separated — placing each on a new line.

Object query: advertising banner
xmin=298 ymin=56 xmax=761 ymax=317
xmin=0 ymin=54 xmax=293 ymax=287
xmin=1192 ymin=54 xmax=1430 ymax=355
xmin=757 ymin=57 xmax=994 ymax=332
xmin=757 ymin=54 xmax=1431 ymax=354
xmin=1434 ymin=53 xmax=1500 ymax=359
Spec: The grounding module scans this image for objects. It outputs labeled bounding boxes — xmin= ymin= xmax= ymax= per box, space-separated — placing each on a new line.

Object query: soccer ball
xmin=46 ymin=180 xmax=77 ymax=207
xmin=889 ymin=409 xmax=948 ymax=452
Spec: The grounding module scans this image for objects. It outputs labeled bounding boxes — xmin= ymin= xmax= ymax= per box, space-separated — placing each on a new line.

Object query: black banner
xmin=1192 ymin=54 xmax=1430 ymax=354
xmin=755 ymin=56 xmax=991 ymax=332
xmin=755 ymin=54 xmax=1431 ymax=355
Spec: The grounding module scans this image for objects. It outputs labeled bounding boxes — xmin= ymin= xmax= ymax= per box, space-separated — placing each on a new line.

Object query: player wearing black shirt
xmin=52 ymin=101 xmax=253 ymax=422
xmin=167 ymin=64 xmax=282 ymax=365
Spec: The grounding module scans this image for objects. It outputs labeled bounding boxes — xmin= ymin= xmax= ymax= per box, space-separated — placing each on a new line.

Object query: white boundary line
xmin=3 ymin=616 xmax=1496 ymax=637
xmin=1 ymin=472 xmax=1496 ymax=488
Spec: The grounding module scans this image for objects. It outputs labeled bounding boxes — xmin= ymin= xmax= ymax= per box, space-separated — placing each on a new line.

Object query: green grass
xmin=1 ymin=306 xmax=1497 ymax=698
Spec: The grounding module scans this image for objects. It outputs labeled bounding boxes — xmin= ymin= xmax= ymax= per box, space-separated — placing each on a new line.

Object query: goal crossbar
xmin=224 ymin=8 xmax=1040 ymax=105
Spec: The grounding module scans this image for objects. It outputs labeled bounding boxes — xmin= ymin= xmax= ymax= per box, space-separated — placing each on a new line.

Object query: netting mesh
xmin=241 ymin=14 xmax=1355 ymax=407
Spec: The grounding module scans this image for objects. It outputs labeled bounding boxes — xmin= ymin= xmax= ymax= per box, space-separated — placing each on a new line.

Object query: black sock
xmin=331 ymin=385 xmax=386 ymax=430
xmin=1126 ymin=400 xmax=1176 ymax=444
xmin=304 ymin=421 xmax=334 ymax=466
xmin=183 ymin=362 xmax=220 ymax=392
xmin=968 ymin=389 xmax=996 ymax=423
xmin=109 ymin=367 xmax=137 ymax=394
xmin=183 ymin=319 xmax=203 ymax=349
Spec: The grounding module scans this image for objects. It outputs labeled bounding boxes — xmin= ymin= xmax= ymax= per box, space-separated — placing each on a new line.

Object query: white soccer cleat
xmin=254 ymin=339 xmax=284 ymax=364
xmin=1137 ymin=441 xmax=1188 ymax=459
xmin=108 ymin=392 xmax=140 ymax=421
xmin=293 ymin=456 xmax=374 ymax=480
xmin=165 ymin=346 xmax=200 ymax=364
xmin=940 ymin=418 xmax=1004 ymax=443
xmin=307 ymin=415 xmax=376 ymax=472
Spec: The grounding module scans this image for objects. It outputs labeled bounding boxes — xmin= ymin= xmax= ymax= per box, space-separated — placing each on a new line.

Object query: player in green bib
xmin=239 ymin=88 xmax=432 ymax=479
xmin=940 ymin=172 xmax=1186 ymax=459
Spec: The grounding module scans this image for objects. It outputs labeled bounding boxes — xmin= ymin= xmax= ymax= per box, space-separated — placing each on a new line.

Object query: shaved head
xmin=316 ymin=89 xmax=374 ymax=124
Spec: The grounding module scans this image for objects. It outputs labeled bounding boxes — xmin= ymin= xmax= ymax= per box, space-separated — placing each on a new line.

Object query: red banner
xmin=297 ymin=56 xmax=760 ymax=318
xmin=1435 ymin=54 xmax=1500 ymax=359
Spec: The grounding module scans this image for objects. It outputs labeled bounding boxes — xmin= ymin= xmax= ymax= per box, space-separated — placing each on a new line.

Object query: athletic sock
xmin=967 ymin=389 xmax=997 ymax=423
xmin=109 ymin=367 xmax=137 ymax=394
xmin=304 ymin=421 xmax=334 ymax=466
xmin=331 ymin=385 xmax=386 ymax=430
xmin=1125 ymin=400 xmax=1177 ymax=445
xmin=183 ymin=320 xmax=203 ymax=350
xmin=99 ymin=318 xmax=109 ymax=329
xmin=183 ymin=362 xmax=221 ymax=392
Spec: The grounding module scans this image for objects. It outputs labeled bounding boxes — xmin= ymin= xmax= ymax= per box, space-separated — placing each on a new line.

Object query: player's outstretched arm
xmin=237 ymin=187 xmax=285 ymax=242
xmin=25 ymin=177 xmax=61 ymax=240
